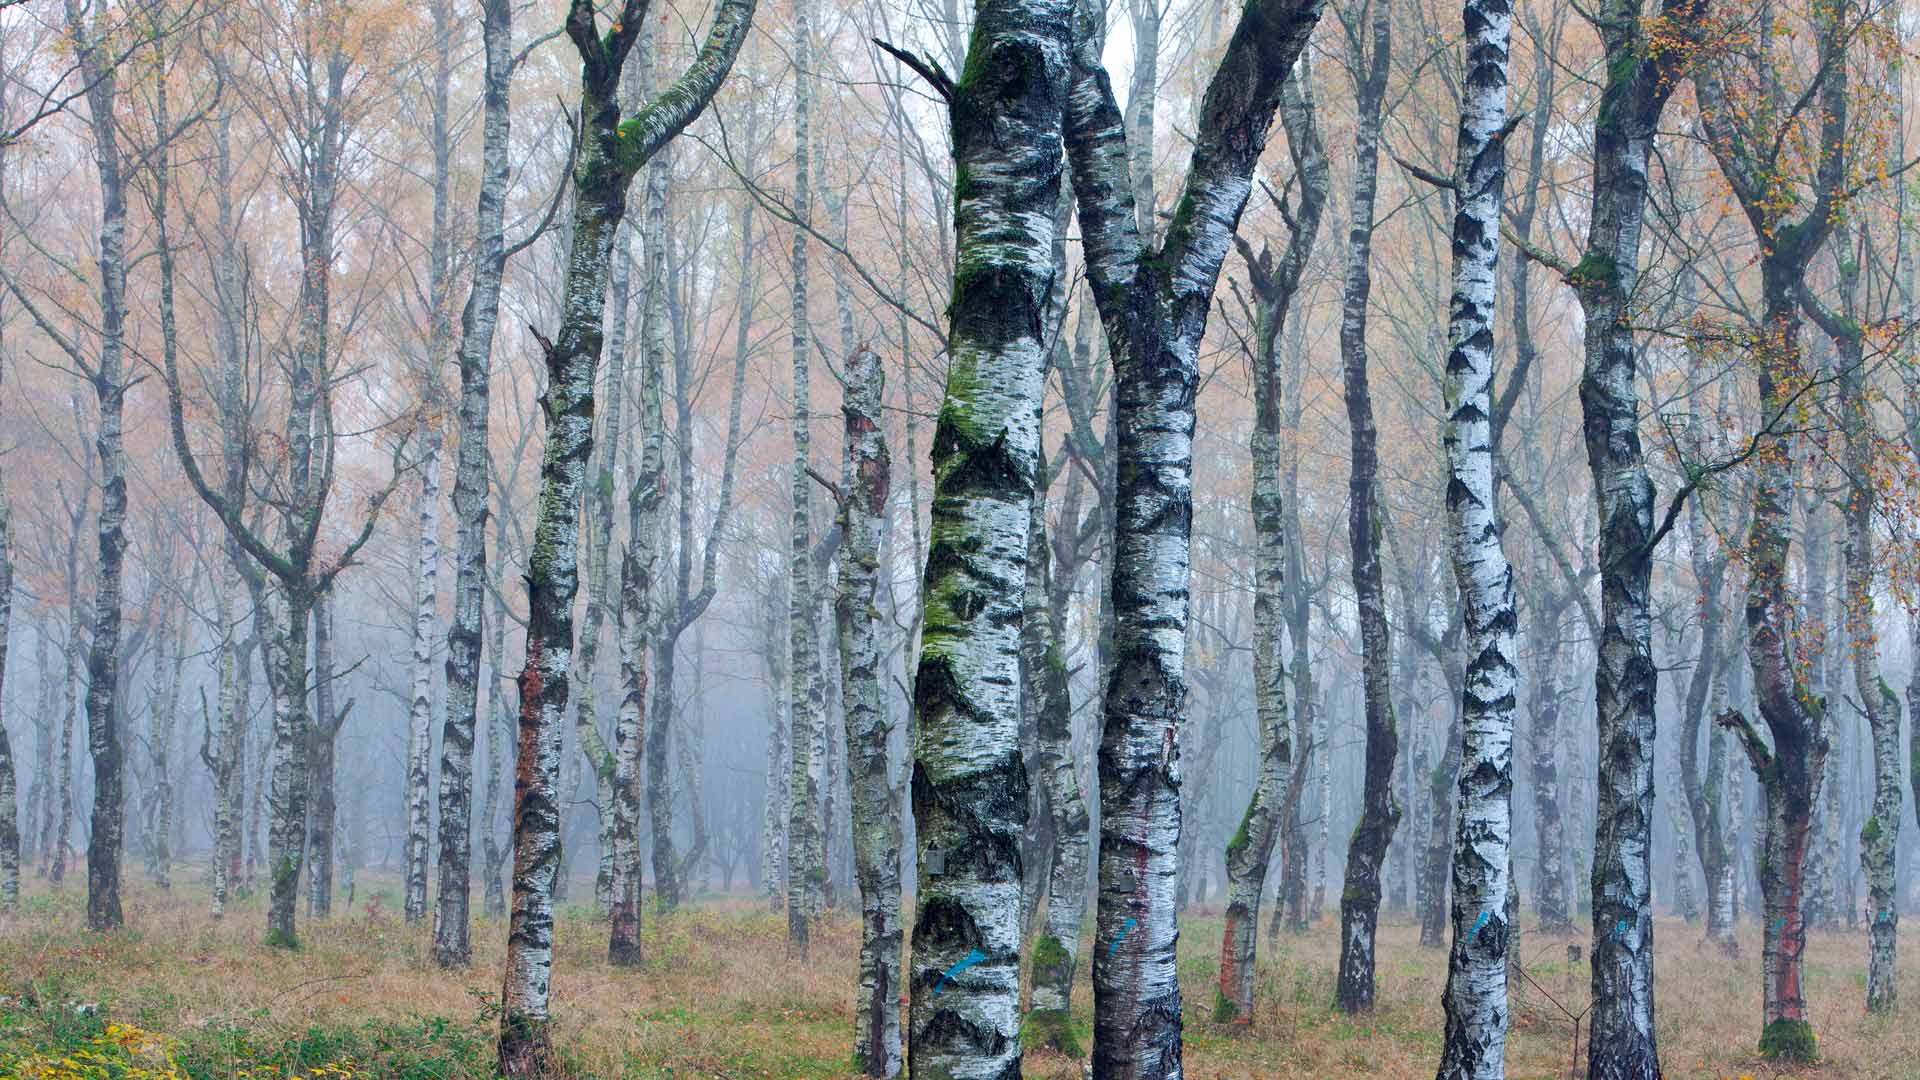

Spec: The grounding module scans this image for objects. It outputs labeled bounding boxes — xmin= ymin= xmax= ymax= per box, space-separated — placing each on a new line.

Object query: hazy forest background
xmin=1 ymin=0 xmax=1919 ymax=1075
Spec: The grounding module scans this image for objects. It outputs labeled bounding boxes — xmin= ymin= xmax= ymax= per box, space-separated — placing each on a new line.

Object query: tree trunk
xmin=1432 ymin=0 xmax=1519 ymax=1070
xmin=904 ymin=1 xmax=1069 ymax=1073
xmin=1217 ymin=56 xmax=1325 ymax=1025
xmin=1420 ymin=707 xmax=1461 ymax=948
xmin=832 ymin=344 xmax=902 ymax=1077
xmin=307 ymin=594 xmax=350 ymax=919
xmin=0 ymin=496 xmax=16 ymax=911
xmin=404 ymin=428 xmax=446 ymax=924
xmin=496 ymin=1 xmax=751 ymax=1068
xmin=783 ymin=0 xmax=826 ymax=959
xmin=1062 ymin=0 xmax=1325 ymax=1070
xmin=1023 ymin=461 xmax=1091 ymax=1054
xmin=1334 ymin=0 xmax=1399 ymax=1015
xmin=433 ymin=0 xmax=515 ymax=968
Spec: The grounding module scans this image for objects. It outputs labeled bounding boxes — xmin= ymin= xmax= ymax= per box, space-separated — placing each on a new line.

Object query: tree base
xmin=1021 ymin=1007 xmax=1083 ymax=1057
xmin=498 ymin=1013 xmax=564 ymax=1078
xmin=1758 ymin=1018 xmax=1817 ymax=1062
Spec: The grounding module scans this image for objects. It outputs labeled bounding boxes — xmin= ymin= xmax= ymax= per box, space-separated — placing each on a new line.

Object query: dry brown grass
xmin=2 ymin=873 xmax=1916 ymax=1079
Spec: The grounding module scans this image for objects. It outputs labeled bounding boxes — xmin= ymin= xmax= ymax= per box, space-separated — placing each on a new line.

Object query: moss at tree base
xmin=1212 ymin=985 xmax=1240 ymax=1024
xmin=1758 ymin=1017 xmax=1817 ymax=1062
xmin=1020 ymin=1007 xmax=1082 ymax=1057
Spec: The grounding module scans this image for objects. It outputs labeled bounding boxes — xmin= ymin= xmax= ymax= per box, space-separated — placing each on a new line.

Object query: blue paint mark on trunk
xmin=933 ymin=948 xmax=987 ymax=996
xmin=1108 ymin=916 xmax=1138 ymax=956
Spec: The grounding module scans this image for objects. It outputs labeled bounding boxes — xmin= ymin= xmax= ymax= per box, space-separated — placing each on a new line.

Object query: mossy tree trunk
xmin=494 ymin=0 xmax=755 ymax=1068
xmin=1217 ymin=56 xmax=1326 ymax=1026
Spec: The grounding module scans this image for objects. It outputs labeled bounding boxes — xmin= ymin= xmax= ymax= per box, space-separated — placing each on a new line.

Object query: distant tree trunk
xmin=433 ymin=0 xmax=514 ymax=968
xmin=1023 ymin=460 xmax=1091 ymax=1053
xmin=609 ymin=109 xmax=669 ymax=964
xmin=1334 ymin=0 xmax=1401 ymax=1013
xmin=1062 ymin=0 xmax=1326 ymax=1069
xmin=829 ymin=344 xmax=901 ymax=1077
xmin=145 ymin=606 xmax=182 ymax=891
xmin=1217 ymin=56 xmax=1325 ymax=1026
xmin=1432 ymin=0 xmax=1519 ymax=1070
xmin=904 ymin=1 xmax=1069 ymax=1073
xmin=783 ymin=0 xmax=826 ymax=959
xmin=1681 ymin=484 xmax=1739 ymax=956
xmin=307 ymin=594 xmax=351 ymax=919
xmin=759 ymin=589 xmax=790 ymax=905
xmin=0 ymin=495 xmax=15 ymax=911
xmin=404 ymin=428 xmax=446 ymax=924
xmin=202 ymin=584 xmax=244 ymax=917
xmin=1810 ymin=243 xmax=1901 ymax=1012
xmin=1419 ymin=707 xmax=1461 ymax=949
xmin=481 ymin=511 xmax=514 ymax=921
xmin=496 ymin=0 xmax=751 ymax=1068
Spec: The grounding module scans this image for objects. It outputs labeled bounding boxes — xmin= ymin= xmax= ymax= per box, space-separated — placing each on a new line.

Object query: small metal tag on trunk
xmin=923 ymin=847 xmax=946 ymax=876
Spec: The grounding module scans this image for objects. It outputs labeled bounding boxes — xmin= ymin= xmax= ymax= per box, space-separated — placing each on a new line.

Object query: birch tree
xmin=432 ymin=0 xmax=518 ymax=968
xmin=495 ymin=0 xmax=753 ymax=1069
xmin=1060 ymin=0 xmax=1326 ymax=1068
xmin=1333 ymin=0 xmax=1401 ymax=1013
xmin=0 ymin=493 xmax=14 ymax=912
xmin=1431 ymin=0 xmax=1518 ymax=1068
xmin=890 ymin=0 xmax=1069 ymax=1070
xmin=1216 ymin=57 xmax=1326 ymax=1027
xmin=1695 ymin=0 xmax=1851 ymax=1056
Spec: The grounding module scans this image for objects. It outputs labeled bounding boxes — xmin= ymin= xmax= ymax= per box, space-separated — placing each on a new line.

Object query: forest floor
xmin=2 ymin=874 xmax=1916 ymax=1079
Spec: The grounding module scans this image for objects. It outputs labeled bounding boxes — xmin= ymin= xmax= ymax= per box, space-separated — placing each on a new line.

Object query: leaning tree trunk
xmin=433 ymin=0 xmax=513 ymax=967
xmin=496 ymin=0 xmax=753 ymax=1069
xmin=1217 ymin=56 xmax=1325 ymax=1026
xmin=903 ymin=0 xmax=1068 ymax=1073
xmin=1334 ymin=0 xmax=1401 ymax=1014
xmin=1432 ymin=0 xmax=1518 ymax=1071
xmin=833 ymin=345 xmax=902 ymax=1077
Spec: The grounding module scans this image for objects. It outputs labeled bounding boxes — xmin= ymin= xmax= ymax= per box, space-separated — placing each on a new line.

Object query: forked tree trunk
xmin=1062 ymin=0 xmax=1325 ymax=1070
xmin=1334 ymin=0 xmax=1402 ymax=1014
xmin=1217 ymin=57 xmax=1325 ymax=1026
xmin=1432 ymin=0 xmax=1519 ymax=1070
xmin=496 ymin=1 xmax=752 ymax=1069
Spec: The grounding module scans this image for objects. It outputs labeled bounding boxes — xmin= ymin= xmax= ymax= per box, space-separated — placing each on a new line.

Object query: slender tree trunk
xmin=905 ymin=1 xmax=1069 ymax=1073
xmin=1432 ymin=0 xmax=1519 ymax=1070
xmin=1024 ymin=463 xmax=1091 ymax=1054
xmin=1420 ymin=706 xmax=1461 ymax=948
xmin=1335 ymin=0 xmax=1401 ymax=1012
xmin=307 ymin=593 xmax=350 ymax=920
xmin=832 ymin=344 xmax=901 ymax=1077
xmin=783 ymin=0 xmax=827 ymax=958
xmin=66 ymin=0 xmax=132 ymax=931
xmin=496 ymin=1 xmax=751 ymax=1067
xmin=404 ymin=430 xmax=445 ymax=924
xmin=1217 ymin=57 xmax=1325 ymax=1026
xmin=0 ymin=496 xmax=15 ymax=911
xmin=482 ymin=512 xmax=513 ymax=921
xmin=433 ymin=0 xmax=515 ymax=968
xmin=1681 ymin=491 xmax=1738 ymax=955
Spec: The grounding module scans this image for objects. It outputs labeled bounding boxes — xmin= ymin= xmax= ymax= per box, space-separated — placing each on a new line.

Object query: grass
xmin=2 ymin=872 xmax=1917 ymax=1078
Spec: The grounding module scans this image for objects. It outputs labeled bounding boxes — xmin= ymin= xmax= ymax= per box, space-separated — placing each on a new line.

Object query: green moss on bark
xmin=1758 ymin=1017 xmax=1817 ymax=1062
xmin=1020 ymin=1007 xmax=1082 ymax=1056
